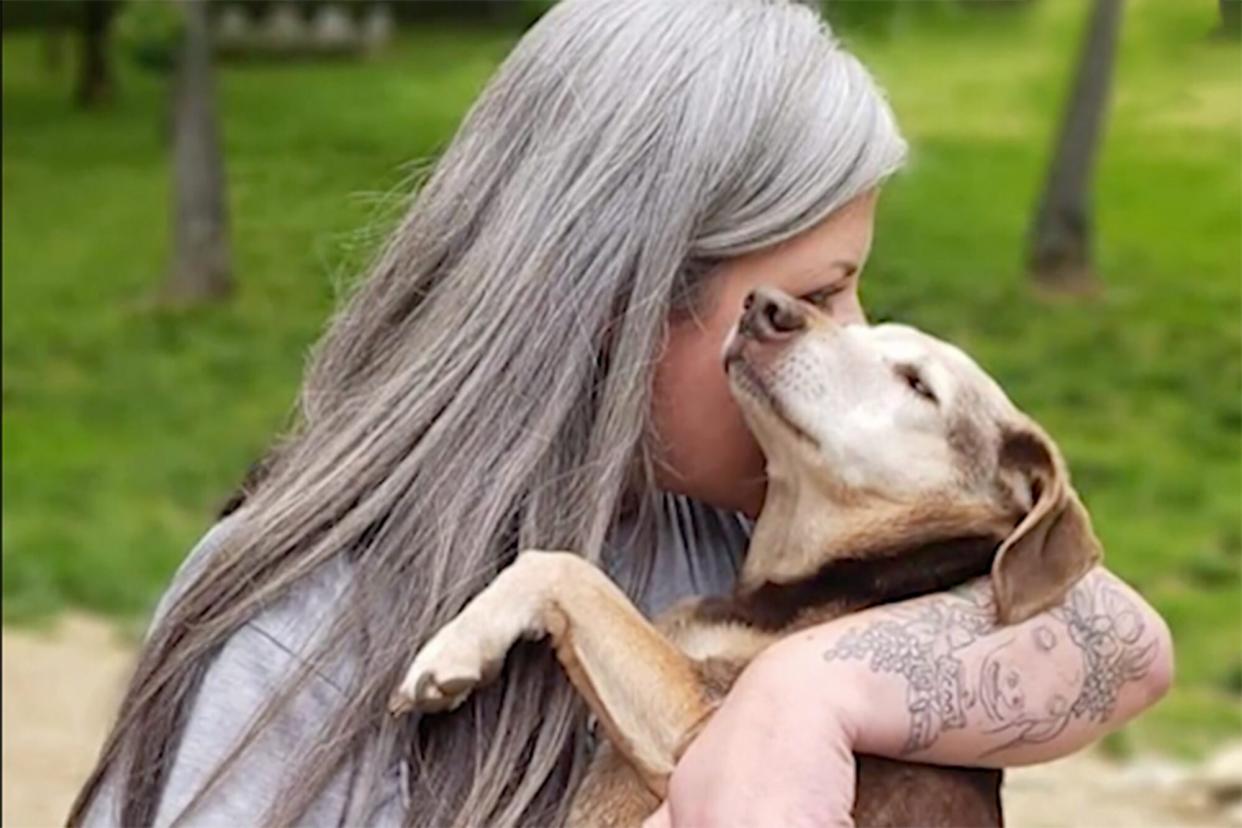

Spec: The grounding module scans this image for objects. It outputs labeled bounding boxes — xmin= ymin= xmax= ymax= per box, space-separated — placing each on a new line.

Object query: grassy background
xmin=3 ymin=0 xmax=1238 ymax=756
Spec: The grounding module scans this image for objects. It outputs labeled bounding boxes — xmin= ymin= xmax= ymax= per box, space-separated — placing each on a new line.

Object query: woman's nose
xmin=832 ymin=293 xmax=867 ymax=327
xmin=739 ymin=287 xmax=806 ymax=342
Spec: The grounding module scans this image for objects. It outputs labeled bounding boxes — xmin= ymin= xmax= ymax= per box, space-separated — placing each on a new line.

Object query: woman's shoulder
xmin=153 ymin=515 xmax=358 ymax=686
xmin=86 ymin=521 xmax=401 ymax=826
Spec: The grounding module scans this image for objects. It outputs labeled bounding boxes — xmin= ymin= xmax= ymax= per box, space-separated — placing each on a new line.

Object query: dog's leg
xmin=389 ymin=550 xmax=714 ymax=795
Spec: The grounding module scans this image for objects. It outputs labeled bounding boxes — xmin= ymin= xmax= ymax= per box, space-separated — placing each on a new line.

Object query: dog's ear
xmin=991 ymin=424 xmax=1102 ymax=625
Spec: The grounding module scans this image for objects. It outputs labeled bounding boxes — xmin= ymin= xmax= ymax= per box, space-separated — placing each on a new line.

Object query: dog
xmin=388 ymin=286 xmax=1102 ymax=826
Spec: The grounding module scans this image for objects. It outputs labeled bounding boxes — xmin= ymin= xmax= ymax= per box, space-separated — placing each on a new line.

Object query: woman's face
xmin=651 ymin=192 xmax=878 ymax=518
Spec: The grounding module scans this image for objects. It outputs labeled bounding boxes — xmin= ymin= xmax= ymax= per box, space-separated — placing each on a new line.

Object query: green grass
xmin=3 ymin=1 xmax=1239 ymax=756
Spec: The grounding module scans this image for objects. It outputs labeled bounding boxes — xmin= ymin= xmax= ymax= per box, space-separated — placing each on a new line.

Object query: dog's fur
xmin=389 ymin=288 xmax=1102 ymax=826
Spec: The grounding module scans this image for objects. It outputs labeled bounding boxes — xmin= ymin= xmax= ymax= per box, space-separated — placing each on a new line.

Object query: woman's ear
xmin=991 ymin=425 xmax=1103 ymax=625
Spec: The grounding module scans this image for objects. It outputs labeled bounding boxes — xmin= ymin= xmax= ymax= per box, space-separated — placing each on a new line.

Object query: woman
xmin=72 ymin=1 xmax=1172 ymax=826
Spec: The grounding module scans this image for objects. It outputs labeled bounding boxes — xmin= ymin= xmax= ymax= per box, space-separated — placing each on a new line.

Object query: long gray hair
xmin=71 ymin=1 xmax=905 ymax=825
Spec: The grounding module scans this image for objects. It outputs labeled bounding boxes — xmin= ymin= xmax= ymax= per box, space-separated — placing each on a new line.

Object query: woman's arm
xmin=647 ymin=567 xmax=1172 ymax=827
xmin=797 ymin=565 xmax=1173 ymax=766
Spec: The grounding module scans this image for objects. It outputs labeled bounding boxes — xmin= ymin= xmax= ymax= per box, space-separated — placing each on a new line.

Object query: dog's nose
xmin=739 ymin=287 xmax=806 ymax=343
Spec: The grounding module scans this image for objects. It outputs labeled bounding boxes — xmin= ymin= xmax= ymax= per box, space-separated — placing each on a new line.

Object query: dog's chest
xmin=651 ymin=596 xmax=854 ymax=701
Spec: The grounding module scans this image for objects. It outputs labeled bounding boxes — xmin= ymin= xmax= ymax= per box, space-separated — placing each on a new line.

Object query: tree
xmin=165 ymin=0 xmax=232 ymax=302
xmin=1222 ymin=0 xmax=1241 ymax=37
xmin=1026 ymin=0 xmax=1124 ymax=290
xmin=76 ymin=0 xmax=117 ymax=107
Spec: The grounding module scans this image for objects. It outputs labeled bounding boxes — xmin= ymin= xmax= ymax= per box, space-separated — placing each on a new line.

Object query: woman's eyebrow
xmin=791 ymin=260 xmax=859 ymax=286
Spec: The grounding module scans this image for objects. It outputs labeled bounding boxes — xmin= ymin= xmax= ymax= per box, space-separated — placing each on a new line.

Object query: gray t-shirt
xmin=83 ymin=494 xmax=749 ymax=827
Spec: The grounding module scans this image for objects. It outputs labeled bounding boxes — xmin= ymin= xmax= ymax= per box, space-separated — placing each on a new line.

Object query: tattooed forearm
xmin=822 ymin=571 xmax=1159 ymax=757
xmin=820 ymin=580 xmax=995 ymax=753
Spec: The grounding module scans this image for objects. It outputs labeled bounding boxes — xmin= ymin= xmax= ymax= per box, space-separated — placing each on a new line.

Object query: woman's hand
xmin=646 ymin=567 xmax=1173 ymax=827
xmin=644 ymin=641 xmax=863 ymax=828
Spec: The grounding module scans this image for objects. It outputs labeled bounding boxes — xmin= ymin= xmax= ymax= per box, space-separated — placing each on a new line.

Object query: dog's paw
xmin=387 ymin=551 xmax=564 ymax=717
xmin=388 ymin=619 xmax=509 ymax=716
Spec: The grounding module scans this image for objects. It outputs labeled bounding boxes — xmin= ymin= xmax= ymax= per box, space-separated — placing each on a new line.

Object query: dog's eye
xmin=897 ymin=364 xmax=938 ymax=404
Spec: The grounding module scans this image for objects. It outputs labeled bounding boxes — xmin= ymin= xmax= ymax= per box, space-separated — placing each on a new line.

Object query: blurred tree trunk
xmin=1222 ymin=0 xmax=1241 ymax=37
xmin=43 ymin=28 xmax=66 ymax=73
xmin=75 ymin=0 xmax=115 ymax=107
xmin=165 ymin=0 xmax=232 ymax=303
xmin=1026 ymin=0 xmax=1123 ymax=291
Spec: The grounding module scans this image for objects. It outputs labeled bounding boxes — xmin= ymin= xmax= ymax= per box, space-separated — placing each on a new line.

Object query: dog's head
xmin=724 ymin=287 xmax=1102 ymax=624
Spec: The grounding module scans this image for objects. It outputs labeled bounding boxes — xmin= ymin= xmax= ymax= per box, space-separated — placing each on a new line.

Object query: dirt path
xmin=3 ymin=616 xmax=135 ymax=828
xmin=1002 ymin=751 xmax=1231 ymax=828
xmin=2 ymin=617 xmax=1235 ymax=828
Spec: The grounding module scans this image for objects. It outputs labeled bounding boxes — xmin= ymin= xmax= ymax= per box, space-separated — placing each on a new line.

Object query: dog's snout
xmin=740 ymin=288 xmax=806 ymax=343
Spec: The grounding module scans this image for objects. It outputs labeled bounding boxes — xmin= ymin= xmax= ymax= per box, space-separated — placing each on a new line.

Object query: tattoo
xmin=822 ymin=573 xmax=1158 ymax=756
xmin=1055 ymin=581 xmax=1155 ymax=721
xmin=822 ymin=581 xmax=995 ymax=753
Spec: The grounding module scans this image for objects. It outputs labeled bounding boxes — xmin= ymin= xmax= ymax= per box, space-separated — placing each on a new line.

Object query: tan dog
xmin=389 ymin=287 xmax=1102 ymax=827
